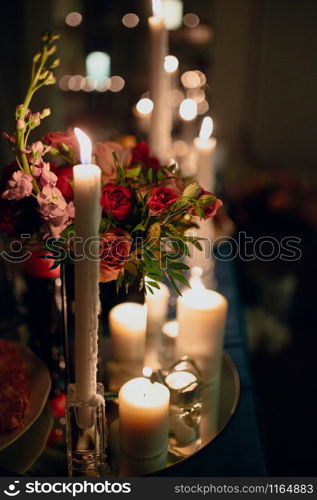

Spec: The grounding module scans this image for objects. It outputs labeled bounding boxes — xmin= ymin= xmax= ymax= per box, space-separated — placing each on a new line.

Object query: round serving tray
xmin=107 ymin=351 xmax=240 ymax=476
xmin=0 ymin=342 xmax=51 ymax=452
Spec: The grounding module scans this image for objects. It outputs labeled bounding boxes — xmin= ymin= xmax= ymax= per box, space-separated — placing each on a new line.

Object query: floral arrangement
xmin=0 ymin=34 xmax=222 ymax=295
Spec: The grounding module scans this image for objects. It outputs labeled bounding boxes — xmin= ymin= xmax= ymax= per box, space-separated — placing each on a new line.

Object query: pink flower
xmin=2 ymin=171 xmax=33 ymax=200
xmin=93 ymin=141 xmax=132 ymax=185
xmin=37 ymin=163 xmax=58 ymax=188
xmin=37 ymin=186 xmax=67 ymax=220
xmin=37 ymin=186 xmax=74 ymax=238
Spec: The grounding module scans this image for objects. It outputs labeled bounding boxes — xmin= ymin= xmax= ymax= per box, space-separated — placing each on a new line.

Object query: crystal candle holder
xmin=65 ymin=382 xmax=108 ymax=477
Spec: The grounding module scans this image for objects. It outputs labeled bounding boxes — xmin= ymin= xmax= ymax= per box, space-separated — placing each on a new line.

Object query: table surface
xmin=154 ymin=254 xmax=267 ymax=477
xmin=0 ymin=253 xmax=267 ymax=477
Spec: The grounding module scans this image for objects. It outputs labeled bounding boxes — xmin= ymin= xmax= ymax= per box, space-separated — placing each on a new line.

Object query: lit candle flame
xmin=199 ymin=116 xmax=213 ymax=140
xmin=143 ymin=366 xmax=153 ymax=378
xmin=74 ymin=127 xmax=92 ymax=164
xmin=152 ymin=0 xmax=162 ymax=17
xmin=189 ymin=266 xmax=205 ymax=292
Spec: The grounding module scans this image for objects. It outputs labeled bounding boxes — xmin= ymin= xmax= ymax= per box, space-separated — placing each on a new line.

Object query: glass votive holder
xmin=161 ymin=357 xmax=203 ymax=456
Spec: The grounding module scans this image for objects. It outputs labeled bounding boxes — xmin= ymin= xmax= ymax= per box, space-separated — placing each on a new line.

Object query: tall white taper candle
xmin=73 ymin=128 xmax=101 ymax=403
xmin=148 ymin=0 xmax=172 ymax=161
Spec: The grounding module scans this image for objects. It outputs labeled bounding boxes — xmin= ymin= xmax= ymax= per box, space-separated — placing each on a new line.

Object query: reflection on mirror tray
xmin=104 ymin=352 xmax=240 ymax=476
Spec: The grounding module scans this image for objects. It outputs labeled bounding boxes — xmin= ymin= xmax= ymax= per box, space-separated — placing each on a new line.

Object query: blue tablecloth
xmin=156 ymin=255 xmax=267 ymax=476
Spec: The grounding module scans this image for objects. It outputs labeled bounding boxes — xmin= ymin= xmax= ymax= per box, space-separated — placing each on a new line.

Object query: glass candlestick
xmin=65 ymin=382 xmax=108 ymax=477
xmin=161 ymin=357 xmax=203 ymax=456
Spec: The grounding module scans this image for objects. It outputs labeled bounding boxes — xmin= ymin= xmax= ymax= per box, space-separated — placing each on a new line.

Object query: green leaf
xmin=132 ymin=223 xmax=146 ymax=233
xmin=148 ymin=168 xmax=154 ymax=184
xmin=171 ymin=272 xmax=191 ymax=288
xmin=193 ymin=240 xmax=203 ymax=251
xmin=145 ymin=280 xmax=160 ymax=289
xmin=125 ymin=167 xmax=141 ymax=178
xmin=168 ymin=262 xmax=190 ymax=270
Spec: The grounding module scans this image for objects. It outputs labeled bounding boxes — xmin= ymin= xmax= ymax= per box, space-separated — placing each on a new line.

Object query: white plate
xmin=0 ymin=342 xmax=51 ymax=451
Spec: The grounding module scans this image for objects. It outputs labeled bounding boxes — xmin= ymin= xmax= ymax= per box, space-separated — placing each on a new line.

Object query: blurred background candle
xmin=109 ymin=302 xmax=147 ymax=362
xmin=159 ymin=320 xmax=179 ymax=367
xmin=176 ymin=267 xmax=228 ymax=382
xmin=144 ymin=280 xmax=170 ymax=369
xmin=193 ymin=116 xmax=217 ymax=192
xmin=191 ymin=117 xmax=218 ymax=285
xmin=145 ymin=280 xmax=169 ymax=336
xmin=119 ymin=376 xmax=170 ymax=459
xmin=73 ymin=128 xmax=101 ymax=403
xmin=148 ymin=0 xmax=171 ymax=161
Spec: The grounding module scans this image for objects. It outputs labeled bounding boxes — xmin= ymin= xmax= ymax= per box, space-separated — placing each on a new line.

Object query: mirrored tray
xmin=105 ymin=351 xmax=240 ymax=476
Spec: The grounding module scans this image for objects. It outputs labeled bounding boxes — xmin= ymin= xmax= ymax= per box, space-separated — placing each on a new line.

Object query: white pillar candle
xmin=144 ymin=281 xmax=169 ymax=369
xmin=73 ymin=128 xmax=101 ymax=403
xmin=176 ymin=271 xmax=228 ymax=382
xmin=191 ymin=117 xmax=218 ymax=283
xmin=160 ymin=320 xmax=179 ymax=367
xmin=148 ymin=0 xmax=172 ymax=161
xmin=119 ymin=377 xmax=170 ymax=459
xmin=193 ymin=116 xmax=217 ymax=193
xmin=109 ymin=302 xmax=147 ymax=362
xmin=145 ymin=281 xmax=170 ymax=336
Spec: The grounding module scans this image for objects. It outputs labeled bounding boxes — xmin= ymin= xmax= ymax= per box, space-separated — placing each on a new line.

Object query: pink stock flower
xmin=37 ymin=186 xmax=74 ymax=238
xmin=37 ymin=186 xmax=67 ymax=220
xmin=38 ymin=163 xmax=57 ymax=188
xmin=2 ymin=171 xmax=33 ymax=200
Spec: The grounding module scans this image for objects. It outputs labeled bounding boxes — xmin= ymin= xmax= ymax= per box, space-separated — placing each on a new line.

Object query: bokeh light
xmin=162 ymin=0 xmax=183 ymax=30
xmin=86 ymin=52 xmax=111 ymax=89
xmin=109 ymin=76 xmax=125 ymax=92
xmin=179 ymin=98 xmax=197 ymax=120
xmin=164 ymin=55 xmax=179 ymax=73
xmin=65 ymin=12 xmax=83 ymax=27
xmin=170 ymin=89 xmax=184 ymax=107
xmin=183 ymin=13 xmax=200 ymax=28
xmin=136 ymin=98 xmax=154 ymax=115
xmin=122 ymin=13 xmax=139 ymax=28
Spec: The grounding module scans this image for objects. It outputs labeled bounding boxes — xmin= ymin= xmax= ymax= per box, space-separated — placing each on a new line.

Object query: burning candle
xmin=73 ymin=128 xmax=101 ymax=403
xmin=109 ymin=302 xmax=147 ymax=362
xmin=176 ymin=267 xmax=228 ymax=382
xmin=119 ymin=376 xmax=170 ymax=459
xmin=148 ymin=0 xmax=171 ymax=161
xmin=193 ymin=116 xmax=217 ymax=192
xmin=145 ymin=280 xmax=170 ymax=336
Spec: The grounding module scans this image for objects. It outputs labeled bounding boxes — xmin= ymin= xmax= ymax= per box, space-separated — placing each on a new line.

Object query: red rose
xmin=194 ymin=188 xmax=223 ymax=219
xmin=131 ymin=141 xmax=160 ymax=172
xmin=147 ymin=187 xmax=179 ymax=215
xmin=55 ymin=166 xmax=73 ymax=201
xmin=101 ymin=183 xmax=133 ymax=220
xmin=99 ymin=229 xmax=132 ymax=283
xmin=42 ymin=128 xmax=79 ymax=159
